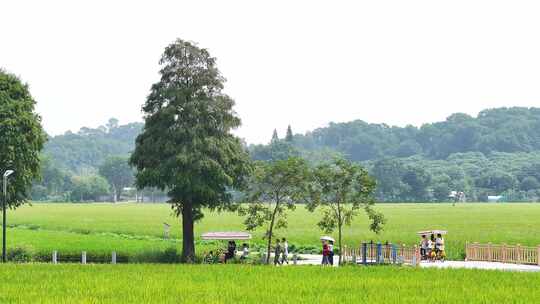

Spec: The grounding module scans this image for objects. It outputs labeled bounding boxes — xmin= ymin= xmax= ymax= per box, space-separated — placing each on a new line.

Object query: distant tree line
xmin=30 ymin=106 xmax=540 ymax=203
xmin=249 ymin=108 xmax=540 ymax=202
xmin=31 ymin=119 xmax=167 ymax=202
xmin=285 ymin=108 xmax=540 ymax=161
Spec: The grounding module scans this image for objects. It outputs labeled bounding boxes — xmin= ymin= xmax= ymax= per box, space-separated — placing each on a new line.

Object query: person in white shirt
xmin=427 ymin=234 xmax=436 ymax=261
xmin=420 ymin=235 xmax=429 ymax=259
xmin=240 ymin=243 xmax=249 ymax=261
xmin=435 ymin=234 xmax=445 ymax=260
xmin=281 ymin=238 xmax=289 ymax=264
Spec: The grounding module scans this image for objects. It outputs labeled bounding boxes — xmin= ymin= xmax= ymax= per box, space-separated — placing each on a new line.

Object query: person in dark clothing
xmin=328 ymin=240 xmax=334 ymax=265
xmin=226 ymin=241 xmax=237 ymax=262
xmin=274 ymin=239 xmax=282 ymax=265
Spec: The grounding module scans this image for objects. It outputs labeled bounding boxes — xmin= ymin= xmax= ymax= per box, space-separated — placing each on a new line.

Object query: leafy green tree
xmin=98 ymin=156 xmax=134 ymax=202
xmin=271 ymin=129 xmax=279 ymax=143
xmin=402 ymin=166 xmax=432 ymax=201
xmin=269 ymin=141 xmax=299 ymax=161
xmin=129 ymin=39 xmax=251 ymax=262
xmin=31 ymin=155 xmax=71 ymax=200
xmin=70 ymin=174 xmax=110 ymax=202
xmin=476 ymin=170 xmax=517 ymax=193
xmin=308 ymin=158 xmax=385 ymax=264
xmin=285 ymin=125 xmax=293 ymax=142
xmin=31 ymin=185 xmax=48 ymax=201
xmin=433 ymin=183 xmax=450 ymax=202
xmin=0 ymin=70 xmax=47 ymax=207
xmin=44 ymin=120 xmax=143 ymax=172
xmin=241 ymin=157 xmax=310 ymax=264
xmin=371 ymin=159 xmax=407 ymax=201
xmin=106 ymin=118 xmax=119 ymax=131
xmin=249 ymin=140 xmax=299 ymax=162
xmin=520 ymin=176 xmax=540 ymax=191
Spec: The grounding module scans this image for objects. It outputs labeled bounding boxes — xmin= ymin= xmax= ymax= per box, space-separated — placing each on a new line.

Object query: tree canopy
xmin=241 ymin=157 xmax=310 ymax=263
xmin=129 ymin=39 xmax=251 ymax=261
xmin=265 ymin=107 xmax=540 ymax=161
xmin=307 ymin=158 xmax=385 ymax=264
xmin=98 ymin=156 xmax=134 ymax=202
xmin=0 ymin=69 xmax=46 ymax=208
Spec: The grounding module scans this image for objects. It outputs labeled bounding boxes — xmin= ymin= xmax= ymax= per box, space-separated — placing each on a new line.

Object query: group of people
xmin=321 ymin=240 xmax=335 ymax=265
xmin=273 ymin=238 xmax=289 ymax=265
xmin=420 ymin=233 xmax=445 ymax=261
xmin=203 ymin=241 xmax=249 ymax=264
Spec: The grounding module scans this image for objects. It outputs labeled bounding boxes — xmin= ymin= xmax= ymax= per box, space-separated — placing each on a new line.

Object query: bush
xmin=7 ymin=246 xmax=34 ymax=262
xmin=131 ymin=248 xmax=181 ymax=263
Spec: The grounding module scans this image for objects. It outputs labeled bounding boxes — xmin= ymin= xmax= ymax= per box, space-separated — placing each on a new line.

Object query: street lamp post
xmin=3 ymin=170 xmax=14 ymax=263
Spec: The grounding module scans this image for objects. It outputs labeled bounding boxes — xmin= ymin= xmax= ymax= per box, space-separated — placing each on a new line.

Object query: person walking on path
xmin=274 ymin=239 xmax=282 ymax=265
xmin=328 ymin=240 xmax=334 ymax=265
xmin=322 ymin=240 xmax=330 ymax=265
xmin=281 ymin=238 xmax=289 ymax=264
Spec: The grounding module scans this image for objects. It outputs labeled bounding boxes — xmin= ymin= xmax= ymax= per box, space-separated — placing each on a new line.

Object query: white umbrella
xmin=320 ymin=236 xmax=335 ymax=242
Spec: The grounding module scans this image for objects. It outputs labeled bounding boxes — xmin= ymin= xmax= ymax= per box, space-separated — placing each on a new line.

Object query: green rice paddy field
xmin=6 ymin=202 xmax=540 ymax=260
xmin=1 ymin=264 xmax=539 ymax=303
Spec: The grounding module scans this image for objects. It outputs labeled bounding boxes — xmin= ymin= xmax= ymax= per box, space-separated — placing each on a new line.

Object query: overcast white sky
xmin=2 ymin=0 xmax=540 ymax=144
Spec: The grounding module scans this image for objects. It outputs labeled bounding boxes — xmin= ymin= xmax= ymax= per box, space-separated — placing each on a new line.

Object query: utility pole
xmin=3 ymin=170 xmax=14 ymax=263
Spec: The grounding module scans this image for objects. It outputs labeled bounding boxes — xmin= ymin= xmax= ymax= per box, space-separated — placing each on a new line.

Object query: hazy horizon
xmin=3 ymin=0 xmax=540 ymax=144
xmin=34 ymin=105 xmax=538 ymax=145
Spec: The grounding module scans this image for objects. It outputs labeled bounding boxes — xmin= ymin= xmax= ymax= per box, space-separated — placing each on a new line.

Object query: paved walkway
xmin=419 ymin=260 xmax=540 ymax=272
xmin=294 ymin=254 xmax=540 ymax=271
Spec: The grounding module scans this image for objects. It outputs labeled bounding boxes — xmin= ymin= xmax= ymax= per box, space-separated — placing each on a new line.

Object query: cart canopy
xmin=201 ymin=231 xmax=252 ymax=240
xmin=417 ymin=230 xmax=447 ymax=236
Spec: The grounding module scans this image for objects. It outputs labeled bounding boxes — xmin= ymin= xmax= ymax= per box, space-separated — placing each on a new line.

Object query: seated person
xmin=240 ymin=243 xmax=249 ymax=261
xmin=435 ymin=234 xmax=445 ymax=259
xmin=428 ymin=234 xmax=436 ymax=260
xmin=203 ymin=251 xmax=215 ymax=264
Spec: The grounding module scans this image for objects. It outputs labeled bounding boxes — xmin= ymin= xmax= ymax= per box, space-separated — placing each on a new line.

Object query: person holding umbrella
xmin=320 ymin=236 xmax=334 ymax=266
xmin=321 ymin=240 xmax=329 ymax=265
xmin=328 ymin=240 xmax=334 ymax=265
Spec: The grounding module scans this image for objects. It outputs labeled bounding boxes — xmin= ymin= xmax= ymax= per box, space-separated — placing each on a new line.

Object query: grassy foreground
xmin=6 ymin=203 xmax=540 ymax=260
xmin=0 ymin=264 xmax=539 ymax=303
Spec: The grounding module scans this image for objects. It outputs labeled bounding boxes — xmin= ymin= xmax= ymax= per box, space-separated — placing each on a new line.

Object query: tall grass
xmin=0 ymin=264 xmax=539 ymax=303
xmin=7 ymin=203 xmax=540 ymax=260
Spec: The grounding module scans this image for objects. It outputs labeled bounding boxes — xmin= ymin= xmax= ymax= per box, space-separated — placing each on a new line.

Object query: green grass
xmin=0 ymin=264 xmax=539 ymax=303
xmin=6 ymin=202 xmax=540 ymax=260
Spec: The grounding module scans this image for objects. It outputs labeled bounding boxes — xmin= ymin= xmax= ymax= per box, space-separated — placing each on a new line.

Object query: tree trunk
xmin=266 ymin=200 xmax=280 ymax=264
xmin=337 ymin=201 xmax=343 ymax=265
xmin=112 ymin=185 xmax=117 ymax=203
xmin=181 ymin=200 xmax=195 ymax=263
xmin=115 ymin=186 xmax=121 ymax=202
xmin=338 ymin=220 xmax=343 ymax=265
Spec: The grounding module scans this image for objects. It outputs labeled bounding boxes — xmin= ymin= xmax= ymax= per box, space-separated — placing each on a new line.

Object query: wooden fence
xmin=342 ymin=242 xmax=421 ymax=266
xmin=466 ymin=242 xmax=540 ymax=265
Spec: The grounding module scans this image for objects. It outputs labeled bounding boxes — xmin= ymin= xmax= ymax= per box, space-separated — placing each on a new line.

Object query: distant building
xmin=487 ymin=195 xmax=503 ymax=203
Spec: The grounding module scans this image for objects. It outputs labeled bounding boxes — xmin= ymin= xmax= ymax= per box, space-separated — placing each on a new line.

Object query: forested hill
xmin=277 ymin=107 xmax=540 ymax=161
xmin=47 ymin=107 xmax=540 ymax=172
xmin=248 ymin=107 xmax=540 ymax=202
xmin=38 ymin=107 xmax=540 ymax=202
xmin=44 ymin=118 xmax=143 ymax=173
